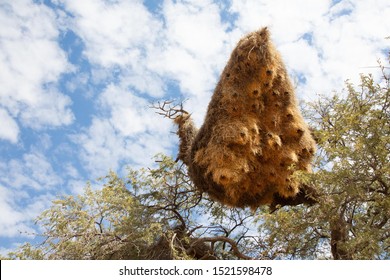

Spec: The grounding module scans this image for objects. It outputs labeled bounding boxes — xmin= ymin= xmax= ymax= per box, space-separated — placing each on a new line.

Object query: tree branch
xmin=150 ymin=100 xmax=188 ymax=119
xmin=196 ymin=236 xmax=254 ymax=260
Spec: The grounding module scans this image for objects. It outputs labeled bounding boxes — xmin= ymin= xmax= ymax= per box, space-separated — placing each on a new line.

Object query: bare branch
xmin=150 ymin=100 xmax=188 ymax=120
xmin=196 ymin=236 xmax=254 ymax=260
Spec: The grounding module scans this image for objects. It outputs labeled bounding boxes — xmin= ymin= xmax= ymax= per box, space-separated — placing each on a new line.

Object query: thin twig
xmin=150 ymin=100 xmax=188 ymax=119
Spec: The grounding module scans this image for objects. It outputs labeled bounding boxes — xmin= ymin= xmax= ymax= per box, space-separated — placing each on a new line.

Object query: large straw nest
xmin=175 ymin=27 xmax=317 ymax=209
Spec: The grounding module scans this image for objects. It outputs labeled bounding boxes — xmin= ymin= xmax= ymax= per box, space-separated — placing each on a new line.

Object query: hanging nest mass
xmin=171 ymin=27 xmax=318 ymax=209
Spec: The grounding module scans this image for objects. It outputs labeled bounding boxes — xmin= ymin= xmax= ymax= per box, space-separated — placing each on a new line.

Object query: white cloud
xmin=162 ymin=0 xmax=228 ymax=61
xmin=280 ymin=40 xmax=321 ymax=75
xmin=0 ymin=185 xmax=53 ymax=238
xmin=64 ymin=163 xmax=80 ymax=179
xmin=55 ymin=0 xmax=160 ymax=66
xmin=148 ymin=0 xmax=232 ymax=124
xmin=55 ymin=0 xmax=166 ymax=97
xmin=98 ymin=85 xmax=169 ymax=135
xmin=0 ymin=152 xmax=62 ymax=191
xmin=0 ymin=108 xmax=19 ymax=143
xmin=230 ymin=0 xmax=390 ymax=100
xmin=0 ymin=186 xmax=27 ymax=237
xmin=230 ymin=0 xmax=331 ymax=44
xmin=66 ymin=179 xmax=87 ymax=195
xmin=0 ymin=150 xmax=64 ymax=238
xmin=0 ymin=0 xmax=74 ymax=140
xmin=73 ymin=85 xmax=175 ymax=177
xmin=73 ymin=117 xmax=124 ymax=176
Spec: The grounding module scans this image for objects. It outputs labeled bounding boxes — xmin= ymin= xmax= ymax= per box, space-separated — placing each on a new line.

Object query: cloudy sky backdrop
xmin=0 ymin=0 xmax=389 ymax=254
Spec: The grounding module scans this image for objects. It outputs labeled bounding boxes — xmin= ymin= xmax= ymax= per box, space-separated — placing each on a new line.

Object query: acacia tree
xmin=257 ymin=60 xmax=390 ymax=260
xmin=3 ymin=57 xmax=389 ymax=260
xmin=5 ymin=155 xmax=259 ymax=260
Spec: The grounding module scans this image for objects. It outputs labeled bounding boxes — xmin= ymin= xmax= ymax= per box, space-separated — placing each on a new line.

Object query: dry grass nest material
xmin=174 ymin=27 xmax=318 ymax=210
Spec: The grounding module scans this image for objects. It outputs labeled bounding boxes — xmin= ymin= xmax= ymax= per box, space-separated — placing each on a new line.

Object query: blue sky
xmin=0 ymin=0 xmax=389 ymax=255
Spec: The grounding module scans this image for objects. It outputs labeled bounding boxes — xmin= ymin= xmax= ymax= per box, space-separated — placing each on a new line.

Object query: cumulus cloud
xmin=0 ymin=185 xmax=56 ymax=238
xmin=55 ymin=0 xmax=166 ymax=96
xmin=55 ymin=0 xmax=161 ymax=66
xmin=0 ymin=0 xmax=74 ymax=140
xmin=72 ymin=84 xmax=175 ymax=177
xmin=230 ymin=0 xmax=390 ymax=100
xmin=231 ymin=0 xmax=331 ymax=43
xmin=0 ymin=186 xmax=27 ymax=237
xmin=0 ymin=108 xmax=19 ymax=143
xmin=147 ymin=0 xmax=233 ymax=124
xmin=162 ymin=0 xmax=228 ymax=61
xmin=0 ymin=152 xmax=63 ymax=191
xmin=0 ymin=151 xmax=64 ymax=238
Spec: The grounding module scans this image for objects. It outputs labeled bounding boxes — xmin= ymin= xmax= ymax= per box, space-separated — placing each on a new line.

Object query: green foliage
xmin=311 ymin=64 xmax=389 ymax=259
xmin=4 ymin=58 xmax=389 ymax=260
xmin=9 ymin=173 xmax=164 ymax=260
xmin=257 ymin=60 xmax=390 ymax=259
xmin=4 ymin=155 xmax=254 ymax=260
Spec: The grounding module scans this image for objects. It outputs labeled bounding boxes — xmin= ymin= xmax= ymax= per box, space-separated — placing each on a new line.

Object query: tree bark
xmin=330 ymin=215 xmax=352 ymax=259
